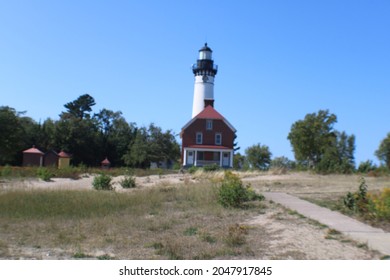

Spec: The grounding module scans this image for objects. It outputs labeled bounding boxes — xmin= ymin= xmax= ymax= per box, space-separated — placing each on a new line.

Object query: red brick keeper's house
xmin=180 ymin=105 xmax=236 ymax=168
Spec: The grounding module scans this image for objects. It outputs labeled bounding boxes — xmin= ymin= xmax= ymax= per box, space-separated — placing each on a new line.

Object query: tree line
xmin=235 ymin=110 xmax=390 ymax=174
xmin=1 ymin=97 xmax=389 ymax=173
xmin=0 ymin=94 xmax=180 ymax=167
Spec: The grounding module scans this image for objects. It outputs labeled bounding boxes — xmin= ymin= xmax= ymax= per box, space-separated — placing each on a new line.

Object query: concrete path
xmin=263 ymin=192 xmax=390 ymax=256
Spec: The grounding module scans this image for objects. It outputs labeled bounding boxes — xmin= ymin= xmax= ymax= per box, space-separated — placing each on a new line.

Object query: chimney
xmin=204 ymin=99 xmax=214 ymax=108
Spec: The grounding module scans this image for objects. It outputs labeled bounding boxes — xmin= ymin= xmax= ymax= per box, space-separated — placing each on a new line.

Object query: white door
xmin=187 ymin=151 xmax=194 ymax=165
xmin=223 ymin=152 xmax=229 ymax=167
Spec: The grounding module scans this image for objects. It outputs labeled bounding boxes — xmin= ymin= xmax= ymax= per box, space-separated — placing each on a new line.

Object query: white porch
xmin=183 ymin=147 xmax=234 ymax=168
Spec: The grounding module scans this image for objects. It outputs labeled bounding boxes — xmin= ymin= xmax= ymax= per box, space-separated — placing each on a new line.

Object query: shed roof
xmin=58 ymin=151 xmax=71 ymax=158
xmin=101 ymin=158 xmax=110 ymax=164
xmin=23 ymin=146 xmax=44 ymax=155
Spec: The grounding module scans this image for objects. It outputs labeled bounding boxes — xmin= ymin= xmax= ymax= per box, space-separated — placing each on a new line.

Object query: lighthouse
xmin=191 ymin=43 xmax=218 ymax=118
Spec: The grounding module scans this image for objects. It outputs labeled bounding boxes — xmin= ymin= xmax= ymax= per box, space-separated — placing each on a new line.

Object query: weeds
xmin=218 ymin=171 xmax=264 ymax=208
xmin=120 ymin=175 xmax=136 ymax=189
xmin=92 ymin=174 xmax=113 ymax=190
xmin=37 ymin=167 xmax=53 ymax=182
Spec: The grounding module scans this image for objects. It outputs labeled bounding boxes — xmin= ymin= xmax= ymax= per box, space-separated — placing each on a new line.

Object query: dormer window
xmin=196 ymin=132 xmax=203 ymax=144
xmin=215 ymin=133 xmax=222 ymax=145
xmin=206 ymin=120 xmax=213 ymax=130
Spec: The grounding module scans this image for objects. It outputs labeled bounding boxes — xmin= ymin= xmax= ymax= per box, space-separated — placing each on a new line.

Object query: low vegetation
xmin=0 ymin=180 xmax=266 ymax=259
xmin=344 ymin=178 xmax=390 ymax=221
xmin=218 ymin=171 xmax=264 ymax=208
xmin=92 ymin=174 xmax=113 ymax=190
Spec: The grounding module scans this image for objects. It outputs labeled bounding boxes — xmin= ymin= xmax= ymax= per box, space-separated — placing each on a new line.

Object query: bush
xmin=187 ymin=166 xmax=198 ymax=174
xmin=92 ymin=174 xmax=113 ymax=190
xmin=368 ymin=188 xmax=390 ymax=220
xmin=120 ymin=175 xmax=136 ymax=189
xmin=218 ymin=171 xmax=263 ymax=208
xmin=357 ymin=160 xmax=377 ymax=174
xmin=203 ymin=164 xmax=220 ymax=172
xmin=343 ymin=177 xmax=369 ymax=214
xmin=37 ymin=167 xmax=52 ymax=182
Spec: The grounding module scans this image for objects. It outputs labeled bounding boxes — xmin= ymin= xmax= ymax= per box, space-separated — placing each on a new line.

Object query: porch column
xmin=183 ymin=149 xmax=187 ymax=166
xmin=194 ymin=150 xmax=198 ymax=167
xmin=219 ymin=151 xmax=223 ymax=167
xmin=230 ymin=150 xmax=234 ymax=168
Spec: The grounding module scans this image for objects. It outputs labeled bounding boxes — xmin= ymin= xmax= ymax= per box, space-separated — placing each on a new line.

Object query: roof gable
xmin=181 ymin=105 xmax=236 ymax=133
xmin=23 ymin=146 xmax=44 ymax=155
xmin=195 ymin=105 xmax=224 ymax=119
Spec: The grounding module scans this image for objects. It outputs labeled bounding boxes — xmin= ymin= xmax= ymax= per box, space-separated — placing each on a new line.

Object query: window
xmin=196 ymin=132 xmax=203 ymax=144
xmin=206 ymin=120 xmax=213 ymax=130
xmin=215 ymin=133 xmax=222 ymax=145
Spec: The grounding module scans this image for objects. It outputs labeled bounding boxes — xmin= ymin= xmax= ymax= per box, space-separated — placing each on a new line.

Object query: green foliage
xmin=36 ymin=167 xmax=53 ymax=182
xmin=218 ymin=171 xmax=264 ymax=208
xmin=357 ymin=160 xmax=377 ymax=174
xmin=288 ymin=110 xmax=355 ymax=173
xmin=245 ymin=143 xmax=272 ymax=170
xmin=270 ymin=156 xmax=294 ymax=170
xmin=369 ymin=188 xmax=390 ymax=220
xmin=120 ymin=174 xmax=136 ymax=189
xmin=92 ymin=174 xmax=113 ymax=190
xmin=62 ymin=94 xmax=96 ymax=120
xmin=123 ymin=124 xmax=180 ymax=168
xmin=0 ymin=95 xmax=180 ymax=167
xmin=187 ymin=166 xmax=199 ymax=174
xmin=233 ymin=152 xmax=245 ymax=170
xmin=0 ymin=165 xmax=12 ymax=178
xmin=203 ymin=164 xmax=220 ymax=172
xmin=343 ymin=177 xmax=370 ymax=215
xmin=375 ymin=132 xmax=390 ymax=169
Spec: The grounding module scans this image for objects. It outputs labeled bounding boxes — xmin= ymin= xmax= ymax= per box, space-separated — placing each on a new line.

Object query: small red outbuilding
xmin=22 ymin=146 xmax=44 ymax=167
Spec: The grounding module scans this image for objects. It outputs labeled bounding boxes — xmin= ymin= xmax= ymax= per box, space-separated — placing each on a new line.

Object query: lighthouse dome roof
xmin=199 ymin=43 xmax=212 ymax=52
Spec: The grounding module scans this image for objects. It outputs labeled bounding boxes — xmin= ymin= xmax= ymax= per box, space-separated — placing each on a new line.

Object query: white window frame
xmin=215 ymin=133 xmax=222 ymax=145
xmin=196 ymin=132 xmax=203 ymax=144
xmin=206 ymin=119 xmax=213 ymax=130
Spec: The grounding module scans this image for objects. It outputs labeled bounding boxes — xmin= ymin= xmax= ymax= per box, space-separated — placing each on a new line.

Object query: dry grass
xmin=0 ymin=172 xmax=386 ymax=260
xmin=0 ymin=181 xmax=267 ymax=260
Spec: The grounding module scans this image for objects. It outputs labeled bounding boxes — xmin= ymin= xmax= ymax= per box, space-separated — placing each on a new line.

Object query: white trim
xmin=183 ymin=147 xmax=234 ymax=168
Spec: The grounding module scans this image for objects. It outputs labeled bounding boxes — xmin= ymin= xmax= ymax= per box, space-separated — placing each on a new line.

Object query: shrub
xmin=92 ymin=174 xmax=113 ymax=190
xmin=218 ymin=171 xmax=263 ymax=208
xmin=187 ymin=166 xmax=198 ymax=174
xmin=203 ymin=164 xmax=220 ymax=172
xmin=224 ymin=224 xmax=249 ymax=247
xmin=37 ymin=167 xmax=52 ymax=182
xmin=1 ymin=165 xmax=12 ymax=178
xmin=357 ymin=160 xmax=377 ymax=174
xmin=120 ymin=175 xmax=136 ymax=189
xmin=343 ymin=177 xmax=369 ymax=214
xmin=368 ymin=188 xmax=390 ymax=220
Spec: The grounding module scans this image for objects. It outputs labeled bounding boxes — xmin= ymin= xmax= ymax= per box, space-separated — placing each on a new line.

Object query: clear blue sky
xmin=1 ymin=0 xmax=389 ymax=165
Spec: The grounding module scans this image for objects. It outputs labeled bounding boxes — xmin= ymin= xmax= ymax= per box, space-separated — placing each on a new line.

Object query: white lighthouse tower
xmin=191 ymin=43 xmax=218 ymax=118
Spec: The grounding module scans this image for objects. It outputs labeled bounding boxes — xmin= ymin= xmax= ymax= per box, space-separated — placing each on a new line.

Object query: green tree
xmin=375 ymin=133 xmax=390 ymax=169
xmin=233 ymin=152 xmax=246 ymax=169
xmin=62 ymin=94 xmax=96 ymax=120
xmin=56 ymin=95 xmax=100 ymax=165
xmin=95 ymin=109 xmax=136 ymax=166
xmin=0 ymin=106 xmax=24 ymax=164
xmin=245 ymin=143 xmax=272 ymax=170
xmin=270 ymin=156 xmax=294 ymax=170
xmin=123 ymin=127 xmax=149 ymax=168
xmin=123 ymin=124 xmax=180 ymax=168
xmin=288 ymin=110 xmax=356 ymax=173
xmin=288 ymin=109 xmax=337 ymax=168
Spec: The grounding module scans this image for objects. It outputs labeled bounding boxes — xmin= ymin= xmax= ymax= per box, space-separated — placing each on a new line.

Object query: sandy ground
xmin=0 ymin=172 xmax=388 ymax=259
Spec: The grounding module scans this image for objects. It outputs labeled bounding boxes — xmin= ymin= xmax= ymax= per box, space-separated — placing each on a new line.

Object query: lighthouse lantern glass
xmin=199 ymin=50 xmax=212 ymax=60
